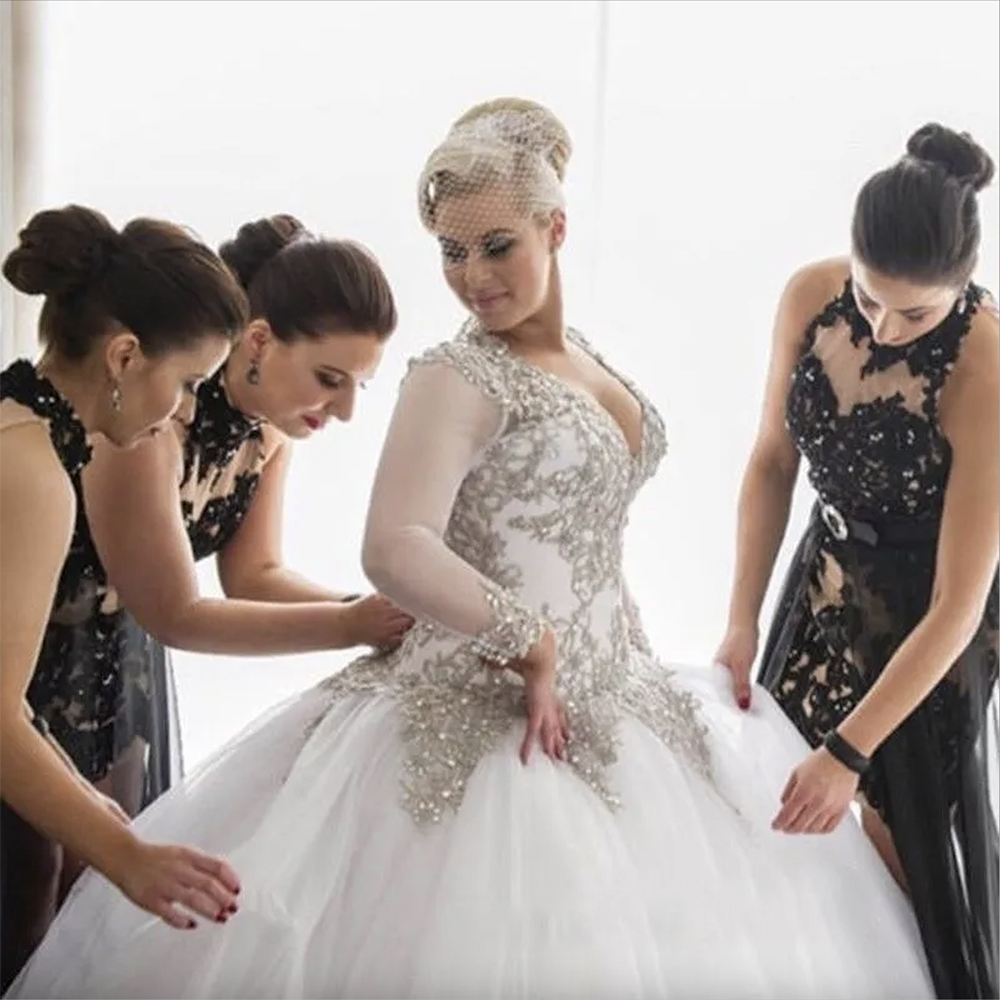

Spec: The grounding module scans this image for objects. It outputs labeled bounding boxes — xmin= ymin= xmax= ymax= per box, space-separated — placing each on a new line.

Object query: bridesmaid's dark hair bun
xmin=852 ymin=124 xmax=995 ymax=286
xmin=219 ymin=214 xmax=307 ymax=291
xmin=3 ymin=205 xmax=122 ymax=298
xmin=220 ymin=214 xmax=398 ymax=344
xmin=906 ymin=123 xmax=995 ymax=193
xmin=2 ymin=204 xmax=247 ymax=360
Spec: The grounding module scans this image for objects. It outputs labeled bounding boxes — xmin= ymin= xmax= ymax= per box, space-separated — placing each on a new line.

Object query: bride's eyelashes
xmin=438 ymin=234 xmax=518 ymax=265
xmin=482 ymin=235 xmax=516 ymax=259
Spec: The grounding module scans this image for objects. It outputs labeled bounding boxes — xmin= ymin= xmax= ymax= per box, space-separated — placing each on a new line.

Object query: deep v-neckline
xmin=481 ymin=326 xmax=646 ymax=461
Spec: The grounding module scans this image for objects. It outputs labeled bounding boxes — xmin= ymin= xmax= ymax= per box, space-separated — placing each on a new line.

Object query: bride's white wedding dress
xmin=8 ymin=324 xmax=933 ymax=1000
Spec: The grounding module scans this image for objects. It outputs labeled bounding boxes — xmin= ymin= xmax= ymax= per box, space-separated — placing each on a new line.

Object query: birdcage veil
xmin=418 ymin=97 xmax=571 ymax=235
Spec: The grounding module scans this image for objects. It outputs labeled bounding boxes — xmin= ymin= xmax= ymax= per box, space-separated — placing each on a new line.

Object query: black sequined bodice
xmin=787 ymin=281 xmax=983 ymax=523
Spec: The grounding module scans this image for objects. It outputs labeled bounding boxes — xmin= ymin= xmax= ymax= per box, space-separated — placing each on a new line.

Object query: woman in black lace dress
xmin=716 ymin=125 xmax=999 ymax=998
xmin=0 ymin=205 xmax=247 ymax=990
xmin=23 ymin=214 xmax=412 ymax=893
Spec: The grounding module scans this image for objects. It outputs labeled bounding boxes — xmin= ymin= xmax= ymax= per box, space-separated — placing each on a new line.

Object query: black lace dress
xmin=0 ymin=360 xmax=96 ymax=991
xmin=758 ymin=281 xmax=999 ymax=1000
xmin=0 ymin=363 xmax=266 ymax=989
xmin=23 ymin=366 xmax=267 ymax=806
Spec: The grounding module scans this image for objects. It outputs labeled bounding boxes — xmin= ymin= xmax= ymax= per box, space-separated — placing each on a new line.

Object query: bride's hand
xmin=507 ymin=630 xmax=570 ymax=765
xmin=714 ymin=623 xmax=758 ymax=710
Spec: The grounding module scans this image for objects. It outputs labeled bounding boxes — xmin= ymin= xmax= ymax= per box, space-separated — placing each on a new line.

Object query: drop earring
xmin=247 ymin=359 xmax=261 ymax=386
xmin=111 ymin=382 xmax=123 ymax=411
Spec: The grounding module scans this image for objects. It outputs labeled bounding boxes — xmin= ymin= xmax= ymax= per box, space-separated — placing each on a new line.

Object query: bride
xmin=7 ymin=98 xmax=934 ymax=1000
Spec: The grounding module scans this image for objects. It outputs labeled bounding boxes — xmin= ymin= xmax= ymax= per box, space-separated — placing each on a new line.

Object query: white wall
xmin=0 ymin=0 xmax=47 ymax=366
xmin=29 ymin=0 xmax=1000 ymax=768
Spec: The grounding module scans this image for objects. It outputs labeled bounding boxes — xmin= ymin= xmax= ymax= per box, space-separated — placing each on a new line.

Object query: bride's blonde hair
xmin=417 ymin=97 xmax=573 ymax=231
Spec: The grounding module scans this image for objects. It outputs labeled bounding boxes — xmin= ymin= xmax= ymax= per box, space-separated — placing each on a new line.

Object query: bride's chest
xmin=458 ymin=399 xmax=661 ymax=525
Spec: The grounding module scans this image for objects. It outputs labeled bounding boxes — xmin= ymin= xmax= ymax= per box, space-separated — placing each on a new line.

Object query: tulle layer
xmin=9 ymin=666 xmax=933 ymax=1000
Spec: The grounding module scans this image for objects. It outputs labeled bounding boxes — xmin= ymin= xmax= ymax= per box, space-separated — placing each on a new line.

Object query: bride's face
xmin=435 ymin=187 xmax=561 ymax=332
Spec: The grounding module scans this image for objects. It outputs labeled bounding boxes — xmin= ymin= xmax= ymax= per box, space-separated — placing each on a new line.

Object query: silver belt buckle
xmin=821 ymin=502 xmax=849 ymax=541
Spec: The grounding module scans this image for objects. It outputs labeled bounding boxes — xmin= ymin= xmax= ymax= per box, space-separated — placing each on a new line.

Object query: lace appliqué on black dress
xmin=0 ymin=360 xmax=92 ymax=472
xmin=758 ymin=281 xmax=999 ymax=1000
xmin=0 ymin=360 xmax=95 ymax=615
xmin=179 ymin=370 xmax=265 ymax=559
xmin=17 ymin=366 xmax=265 ymax=794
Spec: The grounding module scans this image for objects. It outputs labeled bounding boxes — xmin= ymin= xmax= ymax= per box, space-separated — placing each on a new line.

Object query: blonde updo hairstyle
xmin=418 ymin=97 xmax=573 ymax=232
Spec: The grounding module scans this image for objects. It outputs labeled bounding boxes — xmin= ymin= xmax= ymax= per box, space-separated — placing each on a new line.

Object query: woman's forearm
xmin=222 ymin=565 xmax=358 ymax=604
xmin=725 ymin=455 xmax=797 ymax=631
xmin=0 ymin=716 xmax=138 ymax=875
xmin=838 ymin=598 xmax=986 ymax=757
xmin=149 ymin=596 xmax=359 ymax=655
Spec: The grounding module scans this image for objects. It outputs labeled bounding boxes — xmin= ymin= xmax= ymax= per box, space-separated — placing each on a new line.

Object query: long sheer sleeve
xmin=362 ymin=358 xmax=547 ymax=665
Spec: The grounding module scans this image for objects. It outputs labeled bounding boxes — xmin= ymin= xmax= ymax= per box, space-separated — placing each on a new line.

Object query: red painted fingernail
xmin=186 ymin=919 xmax=197 ymax=929
xmin=228 ymin=904 xmax=238 ymax=914
xmin=737 ymin=695 xmax=750 ymax=710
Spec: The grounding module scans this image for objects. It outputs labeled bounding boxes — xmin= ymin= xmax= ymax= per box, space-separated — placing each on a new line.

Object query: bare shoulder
xmin=768 ymin=257 xmax=851 ymax=360
xmin=956 ymin=291 xmax=999 ymax=375
xmin=957 ymin=294 xmax=1000 ymax=378
xmin=0 ymin=420 xmax=75 ymax=534
xmin=0 ymin=397 xmax=46 ymax=434
xmin=976 ymin=286 xmax=1000 ymax=324
xmin=781 ymin=257 xmax=850 ymax=314
xmin=942 ymin=294 xmax=999 ymax=429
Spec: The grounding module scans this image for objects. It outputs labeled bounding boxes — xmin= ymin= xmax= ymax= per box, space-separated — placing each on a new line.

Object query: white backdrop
xmin=23 ymin=0 xmax=1000 ymax=767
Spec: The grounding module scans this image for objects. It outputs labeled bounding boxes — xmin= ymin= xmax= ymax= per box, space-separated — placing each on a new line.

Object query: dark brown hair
xmin=852 ymin=123 xmax=995 ymax=286
xmin=3 ymin=204 xmax=249 ymax=360
xmin=219 ymin=215 xmax=397 ymax=342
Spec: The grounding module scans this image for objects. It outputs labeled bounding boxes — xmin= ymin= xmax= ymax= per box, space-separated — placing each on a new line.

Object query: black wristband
xmin=823 ymin=729 xmax=871 ymax=775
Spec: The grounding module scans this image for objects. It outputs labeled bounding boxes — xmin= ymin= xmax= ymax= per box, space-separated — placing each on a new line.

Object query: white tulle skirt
xmin=7 ymin=665 xmax=933 ymax=1000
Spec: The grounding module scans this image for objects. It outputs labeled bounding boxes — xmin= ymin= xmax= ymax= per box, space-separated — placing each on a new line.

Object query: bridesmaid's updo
xmin=219 ymin=215 xmax=397 ymax=342
xmin=852 ymin=124 xmax=995 ymax=286
xmin=3 ymin=205 xmax=248 ymax=360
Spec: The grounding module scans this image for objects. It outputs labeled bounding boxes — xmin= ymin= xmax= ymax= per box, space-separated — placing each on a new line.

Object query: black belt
xmin=813 ymin=500 xmax=940 ymax=548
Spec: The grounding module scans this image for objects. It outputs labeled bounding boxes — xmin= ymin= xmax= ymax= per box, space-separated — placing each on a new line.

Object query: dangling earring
xmin=111 ymin=381 xmax=123 ymax=411
xmin=247 ymin=358 xmax=261 ymax=386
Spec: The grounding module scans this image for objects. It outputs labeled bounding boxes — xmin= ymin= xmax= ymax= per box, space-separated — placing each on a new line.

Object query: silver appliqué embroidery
xmin=311 ymin=323 xmax=713 ymax=825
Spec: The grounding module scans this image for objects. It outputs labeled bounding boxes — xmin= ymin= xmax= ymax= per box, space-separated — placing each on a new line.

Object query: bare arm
xmin=83 ymin=431 xmax=371 ymax=654
xmin=217 ymin=437 xmax=358 ymax=603
xmin=723 ymin=264 xmax=844 ymax=632
xmin=0 ymin=425 xmax=137 ymax=872
xmin=839 ymin=316 xmax=1000 ymax=756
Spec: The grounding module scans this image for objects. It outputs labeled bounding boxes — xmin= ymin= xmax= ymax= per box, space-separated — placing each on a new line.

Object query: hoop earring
xmin=111 ymin=382 xmax=123 ymax=411
xmin=247 ymin=359 xmax=261 ymax=386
